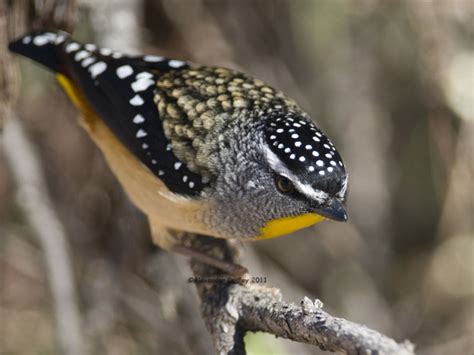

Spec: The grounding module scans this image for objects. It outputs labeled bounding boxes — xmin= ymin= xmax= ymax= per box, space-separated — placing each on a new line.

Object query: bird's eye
xmin=275 ymin=175 xmax=294 ymax=194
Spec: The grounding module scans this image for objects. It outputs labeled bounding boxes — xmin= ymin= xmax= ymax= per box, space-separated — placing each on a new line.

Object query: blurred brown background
xmin=0 ymin=0 xmax=473 ymax=354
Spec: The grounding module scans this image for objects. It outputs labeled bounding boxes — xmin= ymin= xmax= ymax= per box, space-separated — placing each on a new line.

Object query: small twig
xmin=186 ymin=234 xmax=415 ymax=355
xmin=239 ymin=292 xmax=414 ymax=354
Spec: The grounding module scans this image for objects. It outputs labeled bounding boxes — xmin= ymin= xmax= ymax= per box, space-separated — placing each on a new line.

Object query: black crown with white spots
xmin=265 ymin=111 xmax=346 ymax=196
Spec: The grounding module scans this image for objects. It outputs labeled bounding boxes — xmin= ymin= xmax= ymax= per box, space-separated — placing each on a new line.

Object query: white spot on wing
xmin=136 ymin=72 xmax=153 ymax=80
xmin=55 ymin=34 xmax=66 ymax=44
xmin=133 ymin=114 xmax=145 ymax=124
xmin=65 ymin=42 xmax=80 ymax=53
xmin=129 ymin=94 xmax=144 ymax=106
xmin=168 ymin=59 xmax=186 ymax=68
xmin=89 ymin=61 xmax=107 ymax=78
xmin=144 ymin=55 xmax=164 ymax=62
xmin=131 ymin=77 xmax=154 ymax=92
xmin=136 ymin=129 xmax=147 ymax=138
xmin=33 ymin=33 xmax=56 ymax=46
xmin=116 ymin=65 xmax=133 ymax=79
xmin=81 ymin=57 xmax=96 ymax=67
xmin=74 ymin=50 xmax=90 ymax=61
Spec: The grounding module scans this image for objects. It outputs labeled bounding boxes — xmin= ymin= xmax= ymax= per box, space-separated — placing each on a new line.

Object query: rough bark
xmin=185 ymin=234 xmax=415 ymax=355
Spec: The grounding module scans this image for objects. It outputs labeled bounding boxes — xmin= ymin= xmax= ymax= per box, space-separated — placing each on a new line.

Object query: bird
xmin=9 ymin=30 xmax=348 ymax=272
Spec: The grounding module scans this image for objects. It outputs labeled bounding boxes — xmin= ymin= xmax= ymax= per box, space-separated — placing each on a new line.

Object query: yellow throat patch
xmin=258 ymin=213 xmax=325 ymax=240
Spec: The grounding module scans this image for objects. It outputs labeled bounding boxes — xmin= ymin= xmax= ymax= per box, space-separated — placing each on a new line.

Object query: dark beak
xmin=314 ymin=198 xmax=348 ymax=222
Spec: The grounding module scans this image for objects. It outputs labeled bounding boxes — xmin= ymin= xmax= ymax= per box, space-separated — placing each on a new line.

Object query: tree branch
xmin=185 ymin=234 xmax=415 ymax=355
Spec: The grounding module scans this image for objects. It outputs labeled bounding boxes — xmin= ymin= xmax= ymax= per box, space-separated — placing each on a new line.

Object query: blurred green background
xmin=0 ymin=0 xmax=473 ymax=354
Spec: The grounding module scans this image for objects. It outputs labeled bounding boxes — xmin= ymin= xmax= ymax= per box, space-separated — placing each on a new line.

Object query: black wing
xmin=9 ymin=31 xmax=208 ymax=196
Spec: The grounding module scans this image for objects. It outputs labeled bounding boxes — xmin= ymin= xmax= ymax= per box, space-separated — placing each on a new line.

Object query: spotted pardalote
xmin=9 ymin=30 xmax=348 ymax=250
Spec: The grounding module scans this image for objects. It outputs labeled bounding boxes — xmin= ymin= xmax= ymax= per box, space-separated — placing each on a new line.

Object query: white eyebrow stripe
xmin=264 ymin=145 xmax=328 ymax=203
xmin=296 ymin=182 xmax=328 ymax=202
xmin=264 ymin=144 xmax=287 ymax=172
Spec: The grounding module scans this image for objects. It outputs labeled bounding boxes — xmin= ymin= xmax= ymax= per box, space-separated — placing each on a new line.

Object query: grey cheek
xmin=204 ymin=178 xmax=274 ymax=238
xmin=205 ymin=199 xmax=266 ymax=238
xmin=204 ymin=174 xmax=311 ymax=238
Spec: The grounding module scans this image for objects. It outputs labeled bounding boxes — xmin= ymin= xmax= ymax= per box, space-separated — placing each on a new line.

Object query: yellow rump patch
xmin=257 ymin=213 xmax=325 ymax=240
xmin=56 ymin=74 xmax=95 ymax=119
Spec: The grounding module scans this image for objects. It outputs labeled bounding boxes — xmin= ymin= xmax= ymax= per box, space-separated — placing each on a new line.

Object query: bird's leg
xmin=149 ymin=220 xmax=247 ymax=277
xmin=171 ymin=244 xmax=248 ymax=277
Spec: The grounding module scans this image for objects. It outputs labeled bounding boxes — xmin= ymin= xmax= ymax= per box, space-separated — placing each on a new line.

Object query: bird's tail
xmin=8 ymin=30 xmax=71 ymax=75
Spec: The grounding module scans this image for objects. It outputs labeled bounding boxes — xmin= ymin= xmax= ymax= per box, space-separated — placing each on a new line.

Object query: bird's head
xmin=204 ymin=108 xmax=348 ymax=240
